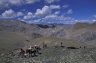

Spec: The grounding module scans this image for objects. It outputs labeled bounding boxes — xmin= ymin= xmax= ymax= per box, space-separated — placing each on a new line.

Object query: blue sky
xmin=0 ymin=0 xmax=96 ymax=24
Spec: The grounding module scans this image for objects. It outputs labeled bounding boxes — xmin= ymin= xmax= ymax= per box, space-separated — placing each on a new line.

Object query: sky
xmin=0 ymin=0 xmax=96 ymax=24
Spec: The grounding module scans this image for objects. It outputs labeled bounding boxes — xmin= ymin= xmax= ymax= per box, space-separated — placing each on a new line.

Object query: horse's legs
xmin=29 ymin=53 xmax=31 ymax=57
xmin=34 ymin=52 xmax=35 ymax=56
xmin=29 ymin=53 xmax=32 ymax=57
xmin=30 ymin=53 xmax=32 ymax=57
xmin=34 ymin=51 xmax=37 ymax=56
xmin=20 ymin=54 xmax=23 ymax=58
xmin=19 ymin=52 xmax=23 ymax=58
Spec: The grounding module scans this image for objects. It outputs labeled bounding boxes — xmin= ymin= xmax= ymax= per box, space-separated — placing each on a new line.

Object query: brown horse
xmin=26 ymin=45 xmax=41 ymax=57
xmin=26 ymin=48 xmax=37 ymax=57
xmin=19 ymin=48 xmax=26 ymax=57
xmin=19 ymin=45 xmax=42 ymax=57
xmin=34 ymin=45 xmax=42 ymax=54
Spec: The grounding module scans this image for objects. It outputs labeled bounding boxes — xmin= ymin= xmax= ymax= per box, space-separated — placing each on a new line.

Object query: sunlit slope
xmin=0 ymin=31 xmax=26 ymax=51
xmin=30 ymin=37 xmax=86 ymax=48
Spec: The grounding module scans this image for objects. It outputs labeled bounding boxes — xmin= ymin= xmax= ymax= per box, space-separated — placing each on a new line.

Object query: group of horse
xmin=18 ymin=42 xmax=86 ymax=58
xmin=19 ymin=45 xmax=41 ymax=58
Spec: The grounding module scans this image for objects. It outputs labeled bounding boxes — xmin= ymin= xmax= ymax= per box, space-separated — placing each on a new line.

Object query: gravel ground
xmin=0 ymin=47 xmax=96 ymax=63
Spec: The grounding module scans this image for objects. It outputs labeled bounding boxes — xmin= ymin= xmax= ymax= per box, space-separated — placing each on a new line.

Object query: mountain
xmin=0 ymin=20 xmax=96 ymax=51
xmin=68 ymin=22 xmax=96 ymax=46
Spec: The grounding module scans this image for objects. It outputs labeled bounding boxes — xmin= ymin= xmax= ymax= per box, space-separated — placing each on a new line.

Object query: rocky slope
xmin=0 ymin=20 xmax=96 ymax=48
xmin=0 ymin=20 xmax=96 ymax=63
xmin=1 ymin=47 xmax=96 ymax=63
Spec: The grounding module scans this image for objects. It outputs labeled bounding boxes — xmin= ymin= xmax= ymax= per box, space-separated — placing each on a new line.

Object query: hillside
xmin=0 ymin=20 xmax=96 ymax=51
xmin=0 ymin=31 xmax=26 ymax=53
xmin=1 ymin=47 xmax=96 ymax=63
xmin=0 ymin=20 xmax=96 ymax=63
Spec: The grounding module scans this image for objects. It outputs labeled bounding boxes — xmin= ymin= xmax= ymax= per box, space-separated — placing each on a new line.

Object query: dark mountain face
xmin=37 ymin=24 xmax=56 ymax=28
xmin=76 ymin=31 xmax=96 ymax=42
xmin=32 ymin=33 xmax=43 ymax=39
xmin=0 ymin=20 xmax=96 ymax=46
xmin=0 ymin=20 xmax=72 ymax=37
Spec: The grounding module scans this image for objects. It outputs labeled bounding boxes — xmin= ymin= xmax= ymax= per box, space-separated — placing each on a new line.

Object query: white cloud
xmin=20 ymin=5 xmax=74 ymax=24
xmin=25 ymin=0 xmax=40 ymax=4
xmin=67 ymin=9 xmax=73 ymax=14
xmin=0 ymin=0 xmax=40 ymax=8
xmin=92 ymin=20 xmax=96 ymax=22
xmin=1 ymin=9 xmax=24 ymax=18
xmin=23 ymin=12 xmax=33 ymax=19
xmin=0 ymin=0 xmax=9 ymax=8
xmin=17 ymin=12 xmax=24 ymax=17
xmin=2 ymin=9 xmax=16 ymax=18
xmin=9 ymin=0 xmax=23 ymax=5
xmin=0 ymin=0 xmax=8 ymax=5
xmin=42 ymin=14 xmax=74 ymax=24
xmin=35 ymin=5 xmax=61 ymax=18
xmin=54 ymin=11 xmax=60 ymax=15
xmin=74 ymin=20 xmax=92 ymax=23
xmin=44 ymin=15 xmax=58 ymax=19
xmin=63 ymin=5 xmax=69 ymax=8
xmin=0 ymin=3 xmax=75 ymax=24
xmin=32 ymin=19 xmax=42 ymax=23
xmin=50 ymin=5 xmax=61 ymax=9
xmin=35 ymin=5 xmax=51 ymax=17
xmin=45 ymin=0 xmax=60 ymax=4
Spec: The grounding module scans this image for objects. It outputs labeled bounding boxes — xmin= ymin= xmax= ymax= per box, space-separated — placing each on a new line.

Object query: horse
xmin=19 ymin=45 xmax=42 ymax=57
xmin=26 ymin=48 xmax=37 ymax=57
xmin=34 ymin=45 xmax=42 ymax=54
xmin=26 ymin=45 xmax=42 ymax=57
xmin=19 ymin=48 xmax=26 ymax=57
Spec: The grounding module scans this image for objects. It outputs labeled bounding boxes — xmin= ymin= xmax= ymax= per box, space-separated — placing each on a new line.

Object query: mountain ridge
xmin=0 ymin=20 xmax=96 ymax=49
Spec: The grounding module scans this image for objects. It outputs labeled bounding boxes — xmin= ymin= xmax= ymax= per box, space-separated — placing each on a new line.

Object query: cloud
xmin=18 ymin=5 xmax=74 ymax=24
xmin=66 ymin=9 xmax=73 ymax=14
xmin=25 ymin=0 xmax=40 ymax=4
xmin=2 ymin=9 xmax=16 ymax=18
xmin=0 ymin=0 xmax=40 ymax=8
xmin=35 ymin=5 xmax=51 ymax=17
xmin=74 ymin=20 xmax=93 ymax=23
xmin=23 ymin=12 xmax=33 ymax=20
xmin=50 ymin=5 xmax=61 ymax=9
xmin=63 ymin=5 xmax=69 ymax=8
xmin=17 ymin=12 xmax=24 ymax=17
xmin=1 ymin=5 xmax=61 ymax=19
xmin=44 ymin=14 xmax=58 ymax=19
xmin=19 ymin=5 xmax=61 ymax=21
xmin=35 ymin=5 xmax=61 ymax=18
xmin=45 ymin=0 xmax=60 ymax=4
xmin=9 ymin=0 xmax=23 ymax=5
xmin=41 ymin=14 xmax=74 ymax=24
xmin=0 ymin=4 xmax=74 ymax=24
xmin=92 ymin=20 xmax=96 ymax=22
xmin=0 ymin=0 xmax=9 ymax=8
xmin=1 ymin=9 xmax=24 ymax=18
xmin=54 ymin=11 xmax=60 ymax=15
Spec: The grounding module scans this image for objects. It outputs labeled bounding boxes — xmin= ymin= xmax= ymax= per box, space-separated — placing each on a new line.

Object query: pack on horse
xmin=26 ymin=46 xmax=37 ymax=57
